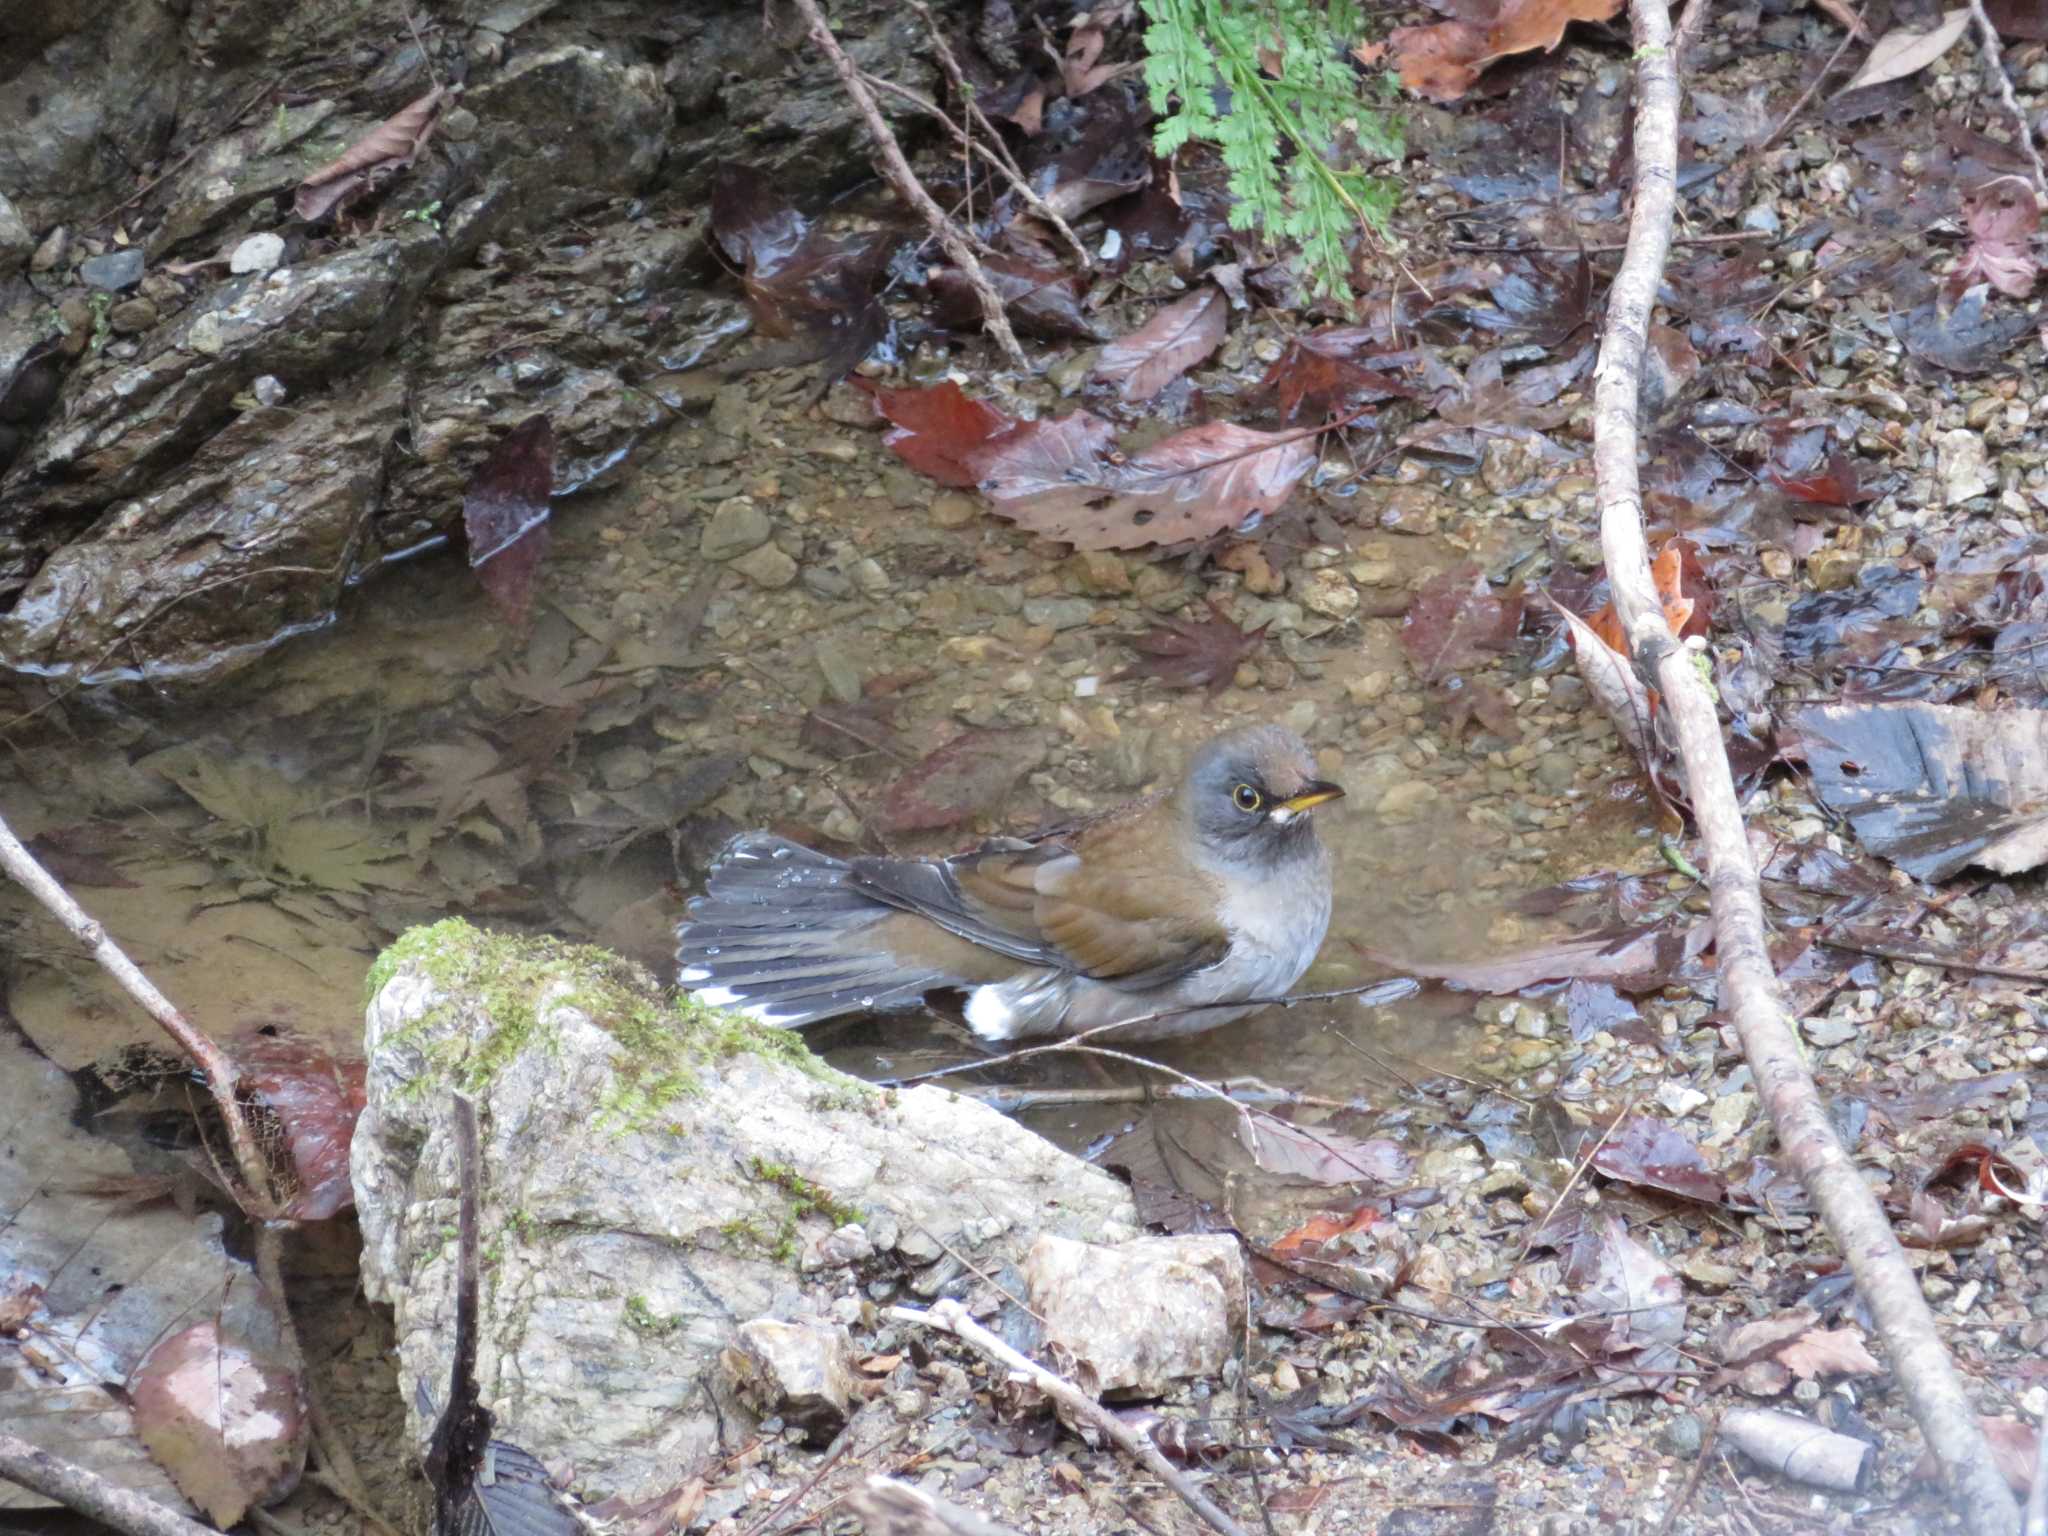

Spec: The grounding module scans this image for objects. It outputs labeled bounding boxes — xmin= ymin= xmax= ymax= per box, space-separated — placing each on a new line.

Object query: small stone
xmin=732 ymin=544 xmax=798 ymax=588
xmin=1742 ymin=202 xmax=1781 ymax=234
xmin=0 ymin=192 xmax=29 ymax=256
xmin=1656 ymin=1081 xmax=1708 ymax=1116
xmin=187 ymin=312 xmax=225 ymax=355
xmin=230 ymin=232 xmax=286 ymax=275
xmin=929 ymin=492 xmax=978 ymax=528
xmin=440 ymin=105 xmax=479 ymax=141
xmin=1345 ymin=671 xmax=1391 ymax=705
xmin=250 ymin=375 xmax=288 ymax=407
xmin=851 ymin=558 xmax=889 ymax=596
xmin=1270 ymin=1358 xmax=1300 ymax=1393
xmin=1938 ymin=428 xmax=1992 ymax=505
xmin=803 ymin=567 xmax=854 ymax=601
xmin=726 ymin=1319 xmax=856 ymax=1445
xmin=815 ymin=644 xmax=862 ymax=706
xmin=107 ymin=298 xmax=157 ymax=335
xmin=596 ymin=745 xmax=652 ymax=790
xmin=79 ymin=248 xmax=146 ymax=291
xmin=1296 ymin=568 xmax=1359 ymax=619
xmin=701 ymin=497 xmax=772 ymax=560
xmin=1534 ymin=752 xmax=1576 ymax=791
xmin=31 ymin=225 xmax=70 ymax=272
xmin=1511 ymin=1005 xmax=1550 ymax=1040
xmin=1022 ymin=597 xmax=1096 ymax=630
xmin=1024 ymin=1234 xmax=1245 ymax=1396
xmin=1806 ymin=547 xmax=1860 ymax=592
xmin=1376 ymin=780 xmax=1439 ymax=819
xmin=1663 ymin=1413 xmax=1705 ymax=1458
xmin=1063 ymin=551 xmax=1130 ymax=596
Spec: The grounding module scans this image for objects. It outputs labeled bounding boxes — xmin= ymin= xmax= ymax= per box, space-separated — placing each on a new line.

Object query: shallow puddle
xmin=0 ymin=357 xmax=1654 ymax=1152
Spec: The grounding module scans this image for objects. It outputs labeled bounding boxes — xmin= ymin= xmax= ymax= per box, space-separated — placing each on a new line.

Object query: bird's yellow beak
xmin=1276 ymin=781 xmax=1345 ymax=815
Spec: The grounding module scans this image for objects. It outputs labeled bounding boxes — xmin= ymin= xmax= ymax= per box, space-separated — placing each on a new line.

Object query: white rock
xmin=1023 ymin=1233 xmax=1245 ymax=1397
xmin=1938 ymin=428 xmax=1992 ymax=505
xmin=727 ymin=1319 xmax=856 ymax=1442
xmin=229 ymin=232 xmax=286 ymax=275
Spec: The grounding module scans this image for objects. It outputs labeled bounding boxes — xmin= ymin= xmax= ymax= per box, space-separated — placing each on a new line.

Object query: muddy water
xmin=0 ymin=359 xmax=1654 ymax=1160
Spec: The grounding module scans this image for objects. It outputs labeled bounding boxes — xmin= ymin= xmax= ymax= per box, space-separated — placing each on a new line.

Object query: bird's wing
xmin=849 ymin=822 xmax=1230 ymax=988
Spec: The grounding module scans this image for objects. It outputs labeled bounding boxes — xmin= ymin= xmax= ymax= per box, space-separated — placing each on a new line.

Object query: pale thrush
xmin=675 ymin=723 xmax=1342 ymax=1041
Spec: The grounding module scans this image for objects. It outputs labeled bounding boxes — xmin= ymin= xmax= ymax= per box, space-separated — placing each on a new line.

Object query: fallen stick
xmin=788 ymin=0 xmax=1031 ymax=373
xmin=1719 ymin=1408 xmax=1874 ymax=1494
xmin=0 ymin=813 xmax=271 ymax=1209
xmin=0 ymin=1432 xmax=215 ymax=1536
xmin=1965 ymin=0 xmax=2048 ymax=197
xmin=1593 ymin=5 xmax=2020 ymax=1534
xmin=889 ymin=1299 xmax=1250 ymax=1536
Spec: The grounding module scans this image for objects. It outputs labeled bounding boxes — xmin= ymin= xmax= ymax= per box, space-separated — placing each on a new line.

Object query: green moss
xmin=367 ymin=918 xmax=868 ymax=1130
xmin=623 ymin=1294 xmax=682 ymax=1336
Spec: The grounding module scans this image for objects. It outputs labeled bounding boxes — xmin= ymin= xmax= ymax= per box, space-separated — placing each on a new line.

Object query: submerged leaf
xmin=132 ymin=1321 xmax=307 ymax=1527
xmin=464 ymin=414 xmax=555 ymax=629
xmin=1402 ymin=565 xmax=1525 ymax=682
xmin=1091 ymin=287 xmax=1228 ymax=403
xmin=1115 ymin=604 xmax=1268 ymax=693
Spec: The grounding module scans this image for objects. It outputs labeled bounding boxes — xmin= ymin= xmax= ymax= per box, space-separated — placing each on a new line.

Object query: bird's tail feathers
xmin=675 ymin=835 xmax=944 ymax=1027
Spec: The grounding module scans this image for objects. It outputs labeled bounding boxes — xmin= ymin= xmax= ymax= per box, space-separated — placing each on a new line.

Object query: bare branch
xmin=1593 ymin=4 xmax=2021 ymax=1533
xmin=0 ymin=1431 xmax=216 ymax=1536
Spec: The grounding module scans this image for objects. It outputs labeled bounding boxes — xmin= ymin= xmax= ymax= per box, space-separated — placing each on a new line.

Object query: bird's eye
xmin=1232 ymin=783 xmax=1263 ymax=813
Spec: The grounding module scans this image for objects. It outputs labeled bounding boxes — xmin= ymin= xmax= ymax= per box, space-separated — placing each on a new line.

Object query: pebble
xmin=229 ymin=232 xmax=286 ymax=275
xmin=928 ymin=492 xmax=978 ymax=528
xmin=1345 ymin=671 xmax=1391 ymax=704
xmin=802 ymin=567 xmax=854 ymax=601
xmin=1534 ymin=752 xmax=1576 ymax=791
xmin=107 ymin=298 xmax=157 ymax=335
xmin=1296 ymin=568 xmax=1359 ymax=619
xmin=851 ymin=558 xmax=890 ymax=597
xmin=0 ymin=193 xmax=29 ymax=255
xmin=815 ymin=644 xmax=862 ymax=705
xmin=1062 ymin=550 xmax=1130 ymax=596
xmin=1376 ymin=780 xmax=1439 ymax=819
xmin=732 ymin=543 xmax=798 ymax=588
xmin=1662 ymin=1413 xmax=1705 ymax=1458
xmin=701 ymin=497 xmax=772 ymax=560
xmin=31 ymin=225 xmax=70 ymax=272
xmin=1938 ymin=428 xmax=1992 ymax=504
xmin=79 ymin=248 xmax=146 ymax=291
xmin=1022 ymin=597 xmax=1096 ymax=631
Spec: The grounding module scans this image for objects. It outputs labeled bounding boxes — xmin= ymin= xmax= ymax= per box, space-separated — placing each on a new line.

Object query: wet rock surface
xmin=0 ymin=0 xmax=921 ymax=680
xmin=350 ymin=922 xmax=1138 ymax=1503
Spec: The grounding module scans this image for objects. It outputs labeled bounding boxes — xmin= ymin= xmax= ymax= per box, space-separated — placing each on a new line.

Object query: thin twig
xmin=1596 ymin=3 xmax=2020 ymax=1532
xmin=1759 ymin=20 xmax=1861 ymax=152
xmin=89 ymin=76 xmax=280 ymax=228
xmin=789 ymin=0 xmax=1031 ymax=372
xmin=907 ymin=0 xmax=1094 ymax=272
xmin=0 ymin=1432 xmax=215 ymax=1536
xmin=1966 ymin=0 xmax=2048 ymax=197
xmin=1512 ymin=1090 xmax=1639 ymax=1271
xmin=0 ymin=813 xmax=273 ymax=1209
xmin=892 ymin=1299 xmax=1251 ymax=1536
xmin=1817 ymin=932 xmax=2048 ymax=987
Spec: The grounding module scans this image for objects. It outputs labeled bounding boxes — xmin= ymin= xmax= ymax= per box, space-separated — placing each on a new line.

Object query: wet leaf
xmin=1776 ymin=1327 xmax=1883 ymax=1381
xmin=386 ymin=734 xmax=535 ymax=839
xmin=294 ymin=87 xmax=446 ymax=221
xmin=799 ymin=698 xmax=901 ymax=761
xmin=866 ymin=379 xmax=1018 ymax=488
xmin=234 ymin=1030 xmax=368 ymax=1221
xmin=977 ymin=416 xmax=1317 ymax=551
xmin=1554 ymin=599 xmax=1660 ymax=767
xmin=464 ymin=414 xmax=555 ymax=629
xmin=880 ymin=730 xmax=1047 ymax=835
xmin=1236 ymin=1112 xmax=1412 ymax=1186
xmin=1591 ymin=1117 xmax=1726 ymax=1205
xmin=1255 ymin=329 xmax=1417 ymax=423
xmin=1360 ymin=918 xmax=1710 ymax=994
xmin=1985 ymin=0 xmax=2048 ymax=38
xmin=1401 ymin=565 xmax=1525 ymax=683
xmin=1894 ymin=285 xmax=2034 ymax=373
xmin=1091 ymin=287 xmax=1228 ymax=403
xmin=932 ymin=255 xmax=1102 ymax=341
xmin=1949 ymin=175 xmax=2041 ymax=300
xmin=130 ymin=1321 xmax=307 ymax=1527
xmin=710 ymin=169 xmax=894 ymax=372
xmin=1115 ymin=604 xmax=1268 ymax=693
xmin=1797 ymin=702 xmax=2048 ymax=880
xmin=1568 ymin=1215 xmax=1685 ymax=1384
xmin=1844 ymin=8 xmax=1972 ymax=90
xmin=26 ymin=824 xmax=139 ymax=889
xmin=1269 ymin=1205 xmax=1382 ymax=1255
xmin=1768 ymin=449 xmax=1875 ymax=507
xmin=1582 ymin=538 xmax=1711 ymax=653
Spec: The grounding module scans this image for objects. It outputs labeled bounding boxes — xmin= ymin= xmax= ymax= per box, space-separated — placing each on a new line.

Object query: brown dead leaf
xmin=1062 ymin=22 xmax=1122 ymax=95
xmin=295 ymin=87 xmax=447 ymax=221
xmin=131 ymin=1321 xmax=307 ymax=1527
xmin=1776 ymin=1326 xmax=1882 ymax=1380
xmin=1843 ymin=8 xmax=1971 ymax=90
xmin=1950 ymin=175 xmax=2041 ymax=300
xmin=1091 ymin=286 xmax=1229 ymax=403
xmin=1390 ymin=0 xmax=1623 ymax=101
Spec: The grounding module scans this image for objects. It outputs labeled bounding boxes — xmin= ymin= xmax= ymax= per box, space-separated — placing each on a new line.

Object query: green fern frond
xmin=1139 ymin=0 xmax=1404 ymax=302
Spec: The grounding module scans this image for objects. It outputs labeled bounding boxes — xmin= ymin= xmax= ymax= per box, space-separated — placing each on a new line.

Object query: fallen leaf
xmin=1401 ymin=565 xmax=1525 ymax=682
xmin=710 ymin=169 xmax=894 ymax=372
xmin=234 ymin=1030 xmax=369 ymax=1221
xmin=931 ymin=255 xmax=1102 ymax=340
xmin=1843 ymin=8 xmax=1972 ymax=90
xmin=880 ymin=730 xmax=1047 ymax=835
xmin=977 ymin=416 xmax=1316 ymax=550
xmin=1796 ymin=702 xmax=2048 ymax=880
xmin=132 ymin=1321 xmax=307 ymax=1528
xmin=1569 ymin=1215 xmax=1685 ymax=1384
xmin=1583 ymin=538 xmax=1709 ymax=653
xmin=1255 ymin=329 xmax=1417 ymax=423
xmin=464 ymin=414 xmax=555 ymax=629
xmin=1237 ymin=1112 xmax=1412 ymax=1186
xmin=295 ymin=87 xmax=446 ymax=221
xmin=1776 ymin=1327 xmax=1882 ymax=1380
xmin=1389 ymin=0 xmax=1622 ymax=102
xmin=1062 ymin=20 xmax=1122 ymax=95
xmin=1592 ymin=1117 xmax=1726 ymax=1205
xmin=1359 ymin=917 xmax=1711 ymax=994
xmin=1949 ymin=174 xmax=2041 ymax=300
xmin=865 ymin=379 xmax=1017 ymax=488
xmin=1554 ymin=598 xmax=1658 ymax=764
xmin=1269 ymin=1205 xmax=1382 ymax=1255
xmin=1091 ymin=287 xmax=1228 ymax=403
xmin=1114 ymin=603 xmax=1268 ymax=693
xmin=1895 ymin=285 xmax=2035 ymax=372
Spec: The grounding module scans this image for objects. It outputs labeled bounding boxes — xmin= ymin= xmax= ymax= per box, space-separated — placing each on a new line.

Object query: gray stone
xmin=0 ymin=192 xmax=30 ymax=256
xmin=106 ymin=298 xmax=156 ymax=335
xmin=78 ymin=248 xmax=145 ymax=291
xmin=229 ymin=233 xmax=287 ymax=275
xmin=352 ymin=924 xmax=1137 ymax=1503
xmin=1021 ymin=596 xmax=1096 ymax=631
xmin=1022 ymin=1233 xmax=1245 ymax=1398
xmin=733 ymin=543 xmax=798 ymax=589
xmin=727 ymin=1319 xmax=856 ymax=1443
xmin=1939 ymin=428 xmax=1992 ymax=505
xmin=1663 ymin=1412 xmax=1705 ymax=1458
xmin=1535 ymin=752 xmax=1577 ymax=791
xmin=701 ymin=497 xmax=772 ymax=560
xmin=815 ymin=643 xmax=863 ymax=706
xmin=30 ymin=225 xmax=68 ymax=273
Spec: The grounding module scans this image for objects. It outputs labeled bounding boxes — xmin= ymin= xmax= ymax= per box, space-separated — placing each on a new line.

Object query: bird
xmin=674 ymin=723 xmax=1343 ymax=1043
